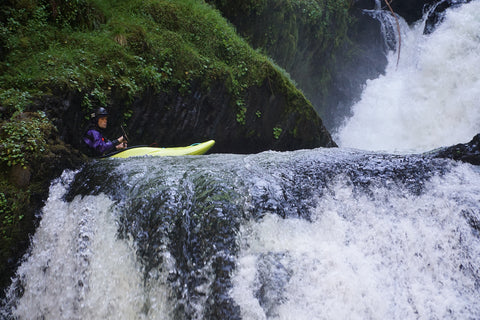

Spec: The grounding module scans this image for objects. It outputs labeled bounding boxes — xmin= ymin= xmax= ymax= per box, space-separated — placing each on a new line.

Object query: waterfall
xmin=335 ymin=0 xmax=480 ymax=153
xmin=1 ymin=2 xmax=480 ymax=320
xmin=1 ymin=150 xmax=480 ymax=319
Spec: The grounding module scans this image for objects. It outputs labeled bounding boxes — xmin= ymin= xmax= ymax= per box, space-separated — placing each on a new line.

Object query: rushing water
xmin=1 ymin=150 xmax=479 ymax=319
xmin=2 ymin=1 xmax=480 ymax=319
xmin=335 ymin=0 xmax=480 ymax=153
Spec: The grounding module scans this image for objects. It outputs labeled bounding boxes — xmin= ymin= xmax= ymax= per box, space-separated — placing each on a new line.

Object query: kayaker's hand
xmin=117 ymin=136 xmax=126 ymax=143
xmin=116 ymin=141 xmax=127 ymax=150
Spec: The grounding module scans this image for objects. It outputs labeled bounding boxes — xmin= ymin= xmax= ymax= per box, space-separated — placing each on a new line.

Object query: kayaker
xmin=82 ymin=107 xmax=127 ymax=156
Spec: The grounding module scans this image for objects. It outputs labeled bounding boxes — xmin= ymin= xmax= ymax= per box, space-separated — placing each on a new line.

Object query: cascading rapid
xmin=1 ymin=149 xmax=480 ymax=319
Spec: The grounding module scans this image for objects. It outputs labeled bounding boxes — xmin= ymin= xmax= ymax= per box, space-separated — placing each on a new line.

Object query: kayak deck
xmin=108 ymin=140 xmax=215 ymax=158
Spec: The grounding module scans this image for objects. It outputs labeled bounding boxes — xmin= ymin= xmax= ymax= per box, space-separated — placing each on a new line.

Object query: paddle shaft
xmin=120 ymin=125 xmax=129 ymax=143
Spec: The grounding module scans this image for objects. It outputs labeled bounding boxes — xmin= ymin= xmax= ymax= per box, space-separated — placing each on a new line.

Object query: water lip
xmin=362 ymin=5 xmax=407 ymax=52
xmin=3 ymin=146 xmax=479 ymax=319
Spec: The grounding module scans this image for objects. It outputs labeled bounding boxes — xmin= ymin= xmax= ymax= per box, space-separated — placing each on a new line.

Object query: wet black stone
xmin=431 ymin=134 xmax=480 ymax=165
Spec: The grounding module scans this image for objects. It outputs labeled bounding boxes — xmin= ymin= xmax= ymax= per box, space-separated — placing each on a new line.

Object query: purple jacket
xmin=83 ymin=128 xmax=117 ymax=156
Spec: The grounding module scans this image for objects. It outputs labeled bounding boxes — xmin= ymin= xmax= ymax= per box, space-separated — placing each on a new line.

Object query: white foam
xmin=8 ymin=172 xmax=173 ymax=319
xmin=336 ymin=1 xmax=480 ymax=152
xmin=232 ymin=165 xmax=480 ymax=319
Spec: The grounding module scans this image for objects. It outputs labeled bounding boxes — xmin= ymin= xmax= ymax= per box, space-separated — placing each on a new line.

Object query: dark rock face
xmin=9 ymin=165 xmax=31 ymax=188
xmin=432 ymin=134 xmax=480 ymax=165
xmin=42 ymin=79 xmax=335 ymax=156
xmin=207 ymin=0 xmax=390 ymax=130
xmin=353 ymin=0 xmax=377 ymax=10
xmin=354 ymin=0 xmax=437 ymax=24
xmin=355 ymin=0 xmax=472 ymax=33
xmin=424 ymin=0 xmax=472 ymax=34
xmin=127 ymin=82 xmax=335 ymax=154
xmin=328 ymin=6 xmax=389 ymax=128
xmin=387 ymin=0 xmax=437 ymax=24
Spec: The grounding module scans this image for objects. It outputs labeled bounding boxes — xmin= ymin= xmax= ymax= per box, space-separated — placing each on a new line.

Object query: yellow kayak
xmin=108 ymin=140 xmax=215 ymax=158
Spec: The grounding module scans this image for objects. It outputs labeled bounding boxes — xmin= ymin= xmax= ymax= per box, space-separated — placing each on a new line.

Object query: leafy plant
xmin=0 ymin=111 xmax=53 ymax=168
xmin=0 ymin=192 xmax=22 ymax=240
xmin=236 ymin=103 xmax=247 ymax=125
xmin=273 ymin=126 xmax=282 ymax=139
xmin=0 ymin=193 xmax=9 ymax=216
xmin=0 ymin=89 xmax=33 ymax=119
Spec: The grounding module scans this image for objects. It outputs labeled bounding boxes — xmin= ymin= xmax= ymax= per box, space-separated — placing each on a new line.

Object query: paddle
xmin=120 ymin=125 xmax=128 ymax=147
xmin=120 ymin=125 xmax=129 ymax=146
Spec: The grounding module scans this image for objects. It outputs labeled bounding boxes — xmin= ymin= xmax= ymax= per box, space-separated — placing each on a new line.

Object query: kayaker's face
xmin=98 ymin=116 xmax=107 ymax=129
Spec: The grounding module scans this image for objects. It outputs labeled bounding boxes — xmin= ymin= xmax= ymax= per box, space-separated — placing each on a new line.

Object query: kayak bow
xmin=108 ymin=140 xmax=215 ymax=158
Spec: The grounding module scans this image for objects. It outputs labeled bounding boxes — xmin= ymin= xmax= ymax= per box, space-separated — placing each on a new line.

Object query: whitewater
xmin=1 ymin=1 xmax=480 ymax=319
xmin=335 ymin=0 xmax=480 ymax=153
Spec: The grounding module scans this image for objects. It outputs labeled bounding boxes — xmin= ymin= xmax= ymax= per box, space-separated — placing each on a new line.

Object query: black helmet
xmin=91 ymin=107 xmax=109 ymax=119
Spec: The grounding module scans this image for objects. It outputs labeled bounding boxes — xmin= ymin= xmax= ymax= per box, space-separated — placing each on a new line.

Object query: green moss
xmin=0 ymin=187 xmax=27 ymax=243
xmin=2 ymin=0 xmax=325 ymax=126
xmin=0 ymin=171 xmax=33 ymax=290
xmin=1 ymin=0 xmax=284 ymax=121
xmin=0 ymin=111 xmax=54 ymax=168
xmin=206 ymin=0 xmax=352 ymax=58
xmin=206 ymin=0 xmax=354 ymax=118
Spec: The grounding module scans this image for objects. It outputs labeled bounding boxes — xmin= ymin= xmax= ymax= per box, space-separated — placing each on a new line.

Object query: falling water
xmin=1 ymin=149 xmax=479 ymax=319
xmin=1 ymin=2 xmax=480 ymax=320
xmin=335 ymin=0 xmax=480 ymax=152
